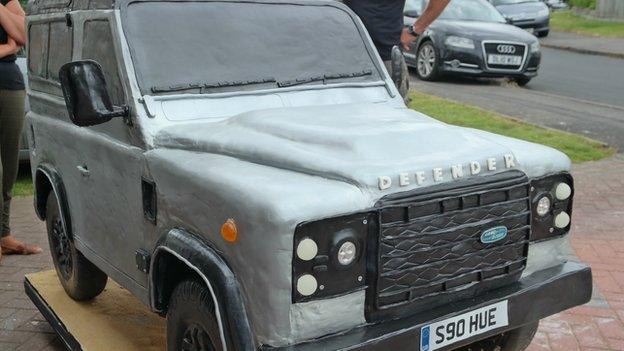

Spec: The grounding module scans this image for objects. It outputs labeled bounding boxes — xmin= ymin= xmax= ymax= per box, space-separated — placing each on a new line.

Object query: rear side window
xmin=28 ymin=20 xmax=73 ymax=84
xmin=48 ymin=21 xmax=73 ymax=81
xmin=82 ymin=20 xmax=125 ymax=105
xmin=28 ymin=23 xmax=48 ymax=78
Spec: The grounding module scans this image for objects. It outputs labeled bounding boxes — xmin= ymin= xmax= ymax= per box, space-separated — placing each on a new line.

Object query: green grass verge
xmin=408 ymin=91 xmax=615 ymax=163
xmin=569 ymin=0 xmax=596 ymax=10
xmin=550 ymin=11 xmax=624 ymax=38
xmin=13 ymin=165 xmax=34 ymax=198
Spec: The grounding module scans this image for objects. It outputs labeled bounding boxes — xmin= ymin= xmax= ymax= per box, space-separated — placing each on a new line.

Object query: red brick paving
xmin=0 ymin=155 xmax=623 ymax=350
xmin=527 ymin=155 xmax=624 ymax=351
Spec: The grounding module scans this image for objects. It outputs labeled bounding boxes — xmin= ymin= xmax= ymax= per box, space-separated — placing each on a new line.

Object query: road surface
xmin=410 ymin=47 xmax=624 ymax=151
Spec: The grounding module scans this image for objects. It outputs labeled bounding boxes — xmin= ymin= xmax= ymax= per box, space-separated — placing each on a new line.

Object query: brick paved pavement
xmin=1 ymin=155 xmax=623 ymax=350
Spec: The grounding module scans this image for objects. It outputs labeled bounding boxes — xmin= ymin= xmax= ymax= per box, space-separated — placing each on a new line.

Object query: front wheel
xmin=537 ymin=30 xmax=549 ymax=38
xmin=46 ymin=192 xmax=108 ymax=301
xmin=456 ymin=322 xmax=539 ymax=351
xmin=416 ymin=41 xmax=440 ymax=81
xmin=514 ymin=76 xmax=532 ymax=86
xmin=167 ymin=279 xmax=223 ymax=351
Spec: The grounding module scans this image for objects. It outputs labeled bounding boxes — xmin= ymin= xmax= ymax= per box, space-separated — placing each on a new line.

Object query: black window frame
xmin=27 ymin=18 xmax=74 ymax=95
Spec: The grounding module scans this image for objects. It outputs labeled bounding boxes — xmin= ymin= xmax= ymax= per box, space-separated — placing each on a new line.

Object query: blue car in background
xmin=490 ymin=0 xmax=550 ymax=37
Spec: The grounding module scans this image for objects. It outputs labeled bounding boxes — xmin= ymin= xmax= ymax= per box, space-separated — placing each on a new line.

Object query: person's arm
xmin=401 ymin=0 xmax=452 ymax=50
xmin=0 ymin=0 xmax=26 ymax=45
xmin=0 ymin=36 xmax=20 ymax=59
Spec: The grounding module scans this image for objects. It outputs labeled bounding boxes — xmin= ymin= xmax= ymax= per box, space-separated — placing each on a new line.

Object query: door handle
xmin=77 ymin=164 xmax=90 ymax=177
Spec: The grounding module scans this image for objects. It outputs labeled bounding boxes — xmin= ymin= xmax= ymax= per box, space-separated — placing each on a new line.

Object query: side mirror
xmin=59 ymin=60 xmax=129 ymax=127
xmin=505 ymin=16 xmax=513 ymax=24
xmin=404 ymin=10 xmax=420 ymax=18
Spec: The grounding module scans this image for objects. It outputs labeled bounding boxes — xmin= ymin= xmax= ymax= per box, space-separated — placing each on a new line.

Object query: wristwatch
xmin=408 ymin=25 xmax=419 ymax=37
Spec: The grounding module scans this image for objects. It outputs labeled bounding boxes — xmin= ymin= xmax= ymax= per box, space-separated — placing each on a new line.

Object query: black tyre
xmin=537 ymin=30 xmax=549 ymax=38
xmin=167 ymin=279 xmax=223 ymax=351
xmin=456 ymin=322 xmax=539 ymax=351
xmin=46 ymin=192 xmax=107 ymax=301
xmin=514 ymin=76 xmax=532 ymax=86
xmin=416 ymin=41 xmax=440 ymax=81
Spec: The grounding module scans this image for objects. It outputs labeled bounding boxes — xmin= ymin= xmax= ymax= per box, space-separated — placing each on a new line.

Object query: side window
xmin=82 ymin=20 xmax=125 ymax=105
xmin=28 ymin=23 xmax=48 ymax=78
xmin=47 ymin=21 xmax=73 ymax=81
xmin=28 ymin=20 xmax=72 ymax=85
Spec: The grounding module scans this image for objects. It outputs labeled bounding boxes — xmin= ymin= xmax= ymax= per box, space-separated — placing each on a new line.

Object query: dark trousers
xmin=0 ymin=89 xmax=25 ymax=237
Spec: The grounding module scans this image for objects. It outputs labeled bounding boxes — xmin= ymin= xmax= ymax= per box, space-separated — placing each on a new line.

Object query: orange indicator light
xmin=221 ymin=219 xmax=238 ymax=243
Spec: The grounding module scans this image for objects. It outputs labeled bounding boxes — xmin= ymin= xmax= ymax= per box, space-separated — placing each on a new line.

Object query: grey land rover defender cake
xmin=25 ymin=0 xmax=591 ymax=350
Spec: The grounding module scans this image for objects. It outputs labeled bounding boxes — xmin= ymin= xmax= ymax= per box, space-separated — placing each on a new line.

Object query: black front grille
xmin=483 ymin=42 xmax=527 ymax=70
xmin=368 ymin=171 xmax=530 ymax=320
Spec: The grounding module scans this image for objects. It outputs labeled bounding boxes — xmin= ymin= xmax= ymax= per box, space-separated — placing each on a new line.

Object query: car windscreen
xmin=406 ymin=0 xmax=506 ymax=23
xmin=122 ymin=1 xmax=382 ymax=95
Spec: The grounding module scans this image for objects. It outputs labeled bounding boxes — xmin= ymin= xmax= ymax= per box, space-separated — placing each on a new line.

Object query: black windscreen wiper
xmin=151 ymin=77 xmax=277 ymax=94
xmin=277 ymin=69 xmax=373 ymax=88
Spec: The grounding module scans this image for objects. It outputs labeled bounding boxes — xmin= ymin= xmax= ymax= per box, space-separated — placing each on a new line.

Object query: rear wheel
xmin=46 ymin=192 xmax=107 ymax=301
xmin=456 ymin=322 xmax=539 ymax=351
xmin=167 ymin=279 xmax=223 ymax=351
xmin=416 ymin=41 xmax=440 ymax=81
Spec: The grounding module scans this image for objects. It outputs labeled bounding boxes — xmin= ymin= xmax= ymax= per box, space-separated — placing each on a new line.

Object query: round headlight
xmin=536 ymin=196 xmax=551 ymax=217
xmin=555 ymin=183 xmax=572 ymax=200
xmin=296 ymin=238 xmax=318 ymax=261
xmin=555 ymin=212 xmax=571 ymax=228
xmin=296 ymin=274 xmax=318 ymax=296
xmin=337 ymin=241 xmax=357 ymax=266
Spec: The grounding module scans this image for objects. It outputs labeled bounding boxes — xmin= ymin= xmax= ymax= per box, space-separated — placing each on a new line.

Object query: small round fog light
xmin=555 ymin=183 xmax=572 ymax=200
xmin=337 ymin=241 xmax=357 ymax=266
xmin=296 ymin=274 xmax=318 ymax=296
xmin=296 ymin=238 xmax=318 ymax=261
xmin=536 ymin=196 xmax=551 ymax=217
xmin=555 ymin=212 xmax=571 ymax=228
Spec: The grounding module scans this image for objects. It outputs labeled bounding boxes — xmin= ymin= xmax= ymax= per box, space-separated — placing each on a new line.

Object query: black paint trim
xmin=529 ymin=172 xmax=574 ymax=242
xmin=261 ymin=262 xmax=592 ymax=351
xmin=24 ymin=277 xmax=83 ymax=351
xmin=152 ymin=229 xmax=256 ymax=351
xmin=141 ymin=177 xmax=157 ymax=224
xmin=292 ymin=213 xmax=372 ymax=303
xmin=34 ymin=165 xmax=74 ymax=239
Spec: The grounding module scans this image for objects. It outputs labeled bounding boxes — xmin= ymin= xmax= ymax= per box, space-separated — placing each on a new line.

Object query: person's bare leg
xmin=1 ymin=235 xmax=42 ymax=255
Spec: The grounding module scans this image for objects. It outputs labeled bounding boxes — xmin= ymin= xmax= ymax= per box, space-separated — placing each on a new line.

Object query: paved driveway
xmin=1 ymin=156 xmax=624 ymax=350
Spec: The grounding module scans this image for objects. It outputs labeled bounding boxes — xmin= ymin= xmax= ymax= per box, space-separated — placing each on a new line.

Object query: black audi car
xmin=403 ymin=0 xmax=541 ymax=85
xmin=490 ymin=0 xmax=551 ymax=37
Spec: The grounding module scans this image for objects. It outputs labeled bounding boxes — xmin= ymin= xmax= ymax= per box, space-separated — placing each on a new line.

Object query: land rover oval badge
xmin=480 ymin=226 xmax=508 ymax=244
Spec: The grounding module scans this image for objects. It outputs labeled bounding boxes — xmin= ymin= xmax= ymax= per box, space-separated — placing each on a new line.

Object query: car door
xmin=68 ymin=12 xmax=148 ymax=292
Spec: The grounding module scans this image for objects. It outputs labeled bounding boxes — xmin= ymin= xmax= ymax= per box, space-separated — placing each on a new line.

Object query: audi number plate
xmin=488 ymin=54 xmax=522 ymax=66
xmin=420 ymin=300 xmax=509 ymax=351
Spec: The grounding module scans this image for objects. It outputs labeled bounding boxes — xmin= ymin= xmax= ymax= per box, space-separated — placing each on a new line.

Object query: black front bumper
xmin=264 ymin=262 xmax=591 ymax=351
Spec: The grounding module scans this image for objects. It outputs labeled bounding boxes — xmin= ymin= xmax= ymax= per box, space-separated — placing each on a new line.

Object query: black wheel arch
xmin=34 ymin=164 xmax=73 ymax=239
xmin=150 ymin=229 xmax=255 ymax=351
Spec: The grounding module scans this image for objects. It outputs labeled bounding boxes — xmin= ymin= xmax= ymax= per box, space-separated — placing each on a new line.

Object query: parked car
xmin=16 ymin=55 xmax=30 ymax=163
xmin=403 ymin=0 xmax=542 ymax=86
xmin=27 ymin=0 xmax=591 ymax=350
xmin=490 ymin=0 xmax=551 ymax=37
xmin=542 ymin=0 xmax=568 ymax=9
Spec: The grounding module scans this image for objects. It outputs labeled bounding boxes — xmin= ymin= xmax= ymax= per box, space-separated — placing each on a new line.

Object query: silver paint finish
xmin=26 ymin=0 xmax=574 ymax=348
xmin=522 ymin=236 xmax=574 ymax=278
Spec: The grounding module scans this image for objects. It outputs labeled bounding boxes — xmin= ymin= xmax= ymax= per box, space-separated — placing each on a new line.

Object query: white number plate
xmin=488 ymin=54 xmax=522 ymax=65
xmin=420 ymin=301 xmax=509 ymax=351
